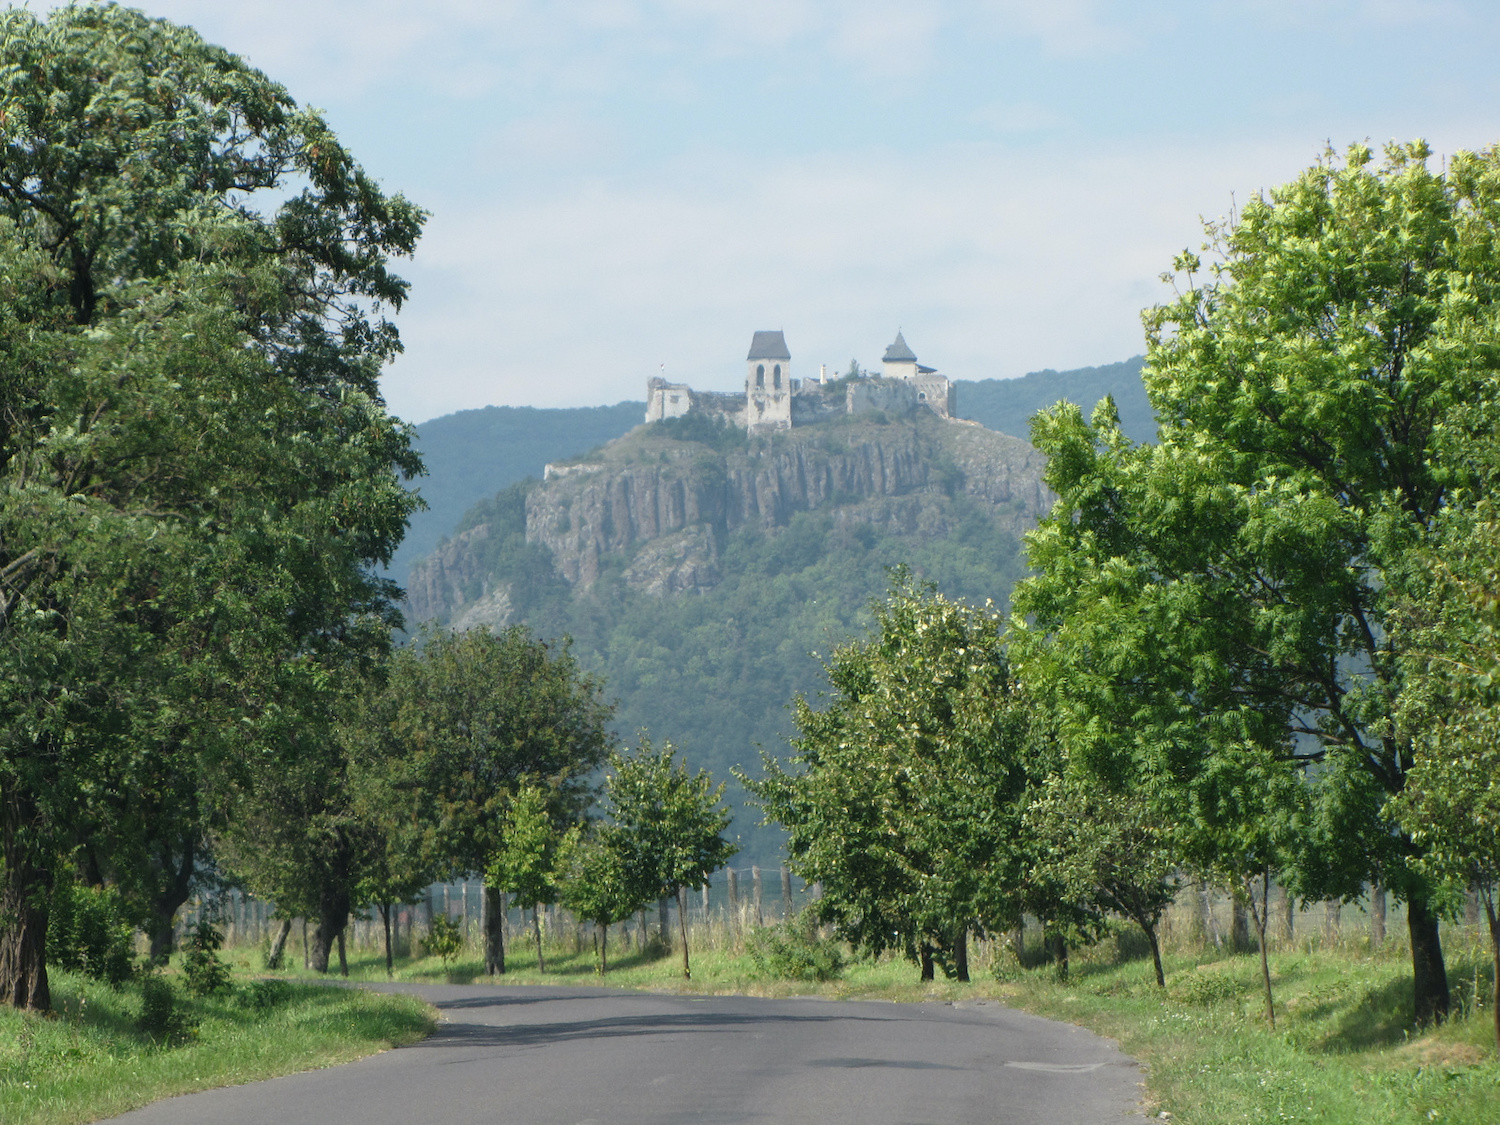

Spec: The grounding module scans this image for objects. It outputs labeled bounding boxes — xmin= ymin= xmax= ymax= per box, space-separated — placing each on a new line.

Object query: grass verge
xmin=0 ymin=969 xmax=434 ymax=1125
xmin=271 ymin=929 xmax=1500 ymax=1124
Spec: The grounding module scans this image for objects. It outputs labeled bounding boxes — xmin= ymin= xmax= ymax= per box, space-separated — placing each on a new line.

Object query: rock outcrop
xmin=408 ymin=412 xmax=1051 ymax=624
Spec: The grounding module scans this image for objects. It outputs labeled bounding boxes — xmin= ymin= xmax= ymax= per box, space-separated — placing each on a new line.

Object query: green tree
xmin=1012 ymin=142 xmax=1500 ymax=1024
xmin=746 ymin=577 xmax=1035 ymax=981
xmin=1023 ymin=777 xmax=1179 ymax=988
xmin=559 ymin=827 xmax=651 ymax=973
xmin=358 ymin=626 xmax=614 ymax=975
xmin=608 ymin=739 xmax=736 ymax=980
xmin=488 ymin=783 xmax=569 ymax=972
xmin=0 ymin=6 xmax=422 ymax=1009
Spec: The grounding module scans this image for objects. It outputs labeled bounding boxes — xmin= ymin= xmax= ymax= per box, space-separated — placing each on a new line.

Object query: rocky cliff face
xmin=408 ymin=412 xmax=1050 ymax=624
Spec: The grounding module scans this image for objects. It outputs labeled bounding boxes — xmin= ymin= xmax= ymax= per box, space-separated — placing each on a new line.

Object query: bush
xmin=237 ymin=978 xmax=292 ymax=1012
xmin=182 ymin=921 xmax=232 ymax=998
xmin=137 ymin=974 xmax=195 ymax=1041
xmin=747 ymin=914 xmax=846 ymax=982
xmin=47 ymin=880 xmax=136 ymax=987
xmin=422 ymin=915 xmax=464 ymax=967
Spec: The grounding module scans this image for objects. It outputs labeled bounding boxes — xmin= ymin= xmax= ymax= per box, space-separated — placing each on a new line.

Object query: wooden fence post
xmin=781 ymin=867 xmax=793 ymax=920
xmin=752 ymin=866 xmax=764 ymax=927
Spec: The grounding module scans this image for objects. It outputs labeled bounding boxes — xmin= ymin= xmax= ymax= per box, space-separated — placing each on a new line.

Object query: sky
xmin=46 ymin=1 xmax=1500 ymax=424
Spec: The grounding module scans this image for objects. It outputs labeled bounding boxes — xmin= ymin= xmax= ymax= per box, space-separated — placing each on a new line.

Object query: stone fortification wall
xmin=846 ymin=376 xmax=920 ymax=417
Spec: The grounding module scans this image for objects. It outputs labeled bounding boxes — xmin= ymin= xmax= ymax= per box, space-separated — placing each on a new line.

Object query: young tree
xmin=488 ymin=784 xmax=569 ymax=972
xmin=0 ymin=6 xmax=423 ymax=1009
xmin=1023 ymin=777 xmax=1179 ymax=988
xmin=559 ymin=827 xmax=652 ymax=974
xmin=1013 ymin=143 xmax=1500 ymax=1024
xmin=746 ymin=577 xmax=1036 ymax=980
xmin=608 ymin=740 xmax=736 ymax=980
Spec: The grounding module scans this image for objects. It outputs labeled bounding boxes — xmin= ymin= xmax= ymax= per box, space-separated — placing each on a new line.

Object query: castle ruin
xmin=645 ymin=330 xmax=956 ymax=433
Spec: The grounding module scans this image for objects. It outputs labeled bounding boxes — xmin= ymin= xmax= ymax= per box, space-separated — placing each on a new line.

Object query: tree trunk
xmin=920 ymin=942 xmax=935 ymax=981
xmin=532 ymin=906 xmax=545 ymax=972
xmin=1407 ymin=892 xmax=1451 ymax=1025
xmin=378 ymin=904 xmax=393 ymax=977
xmin=677 ymin=885 xmax=691 ymax=980
xmin=0 ymin=789 xmax=52 ymax=1012
xmin=954 ymin=926 xmax=969 ymax=983
xmin=1248 ymin=870 xmax=1275 ymax=1028
xmin=1048 ymin=931 xmax=1069 ymax=981
xmin=1370 ymin=883 xmax=1386 ymax=947
xmin=146 ymin=836 xmax=195 ymax=964
xmin=337 ymin=929 xmax=347 ymax=978
xmin=1231 ymin=893 xmax=1250 ymax=953
xmin=301 ymin=918 xmax=309 ymax=969
xmin=484 ymin=885 xmax=506 ymax=975
xmin=1143 ymin=921 xmax=1165 ymax=987
xmin=1481 ymin=888 xmax=1498 ymax=1055
xmin=266 ymin=917 xmax=292 ymax=970
xmin=310 ymin=883 xmax=351 ymax=975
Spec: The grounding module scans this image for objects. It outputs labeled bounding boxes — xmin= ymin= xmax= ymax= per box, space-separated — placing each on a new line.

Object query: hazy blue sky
xmin=50 ymin=2 xmax=1500 ymax=423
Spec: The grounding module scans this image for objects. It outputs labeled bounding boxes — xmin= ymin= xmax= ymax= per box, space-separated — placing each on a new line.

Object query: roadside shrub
xmin=747 ymin=914 xmax=846 ymax=982
xmin=182 ymin=921 xmax=232 ymax=997
xmin=47 ymin=880 xmax=136 ymax=987
xmin=137 ymin=974 xmax=195 ymax=1041
xmin=238 ymin=979 xmax=292 ymax=1012
xmin=422 ymin=915 xmax=464 ymax=968
xmin=1171 ymin=966 xmax=1249 ymax=1006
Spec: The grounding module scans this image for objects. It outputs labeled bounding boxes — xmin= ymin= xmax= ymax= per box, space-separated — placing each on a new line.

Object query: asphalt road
xmin=109 ymin=982 xmax=1148 ymax=1124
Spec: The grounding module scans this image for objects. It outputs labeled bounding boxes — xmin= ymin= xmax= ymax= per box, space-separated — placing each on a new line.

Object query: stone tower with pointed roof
xmin=878 ymin=330 xmax=953 ymax=418
xmin=745 ymin=329 xmax=793 ymax=431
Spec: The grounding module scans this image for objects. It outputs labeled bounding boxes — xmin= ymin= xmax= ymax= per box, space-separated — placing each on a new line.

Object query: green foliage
xmin=746 ymin=912 xmax=846 ymax=981
xmin=560 ymin=827 xmax=651 ymax=934
xmin=0 ymin=3 xmax=424 ymax=1004
xmin=45 ymin=881 xmax=135 ymax=987
xmin=422 ymin=915 xmax=465 ymax=969
xmin=1023 ymin=777 xmax=1179 ymax=985
xmin=181 ymin=922 xmax=232 ymax=999
xmin=362 ymin=626 xmax=615 ymax=883
xmin=488 ymin=784 xmax=569 ymax=911
xmin=1011 ymin=141 xmax=1500 ymax=1023
xmin=237 ymin=979 xmax=292 ymax=1013
xmin=605 ymin=739 xmax=738 ymax=901
xmin=646 ymin=412 xmax=749 ymax=451
xmin=136 ymin=975 xmax=194 ymax=1041
xmin=745 ymin=576 xmax=1036 ymax=969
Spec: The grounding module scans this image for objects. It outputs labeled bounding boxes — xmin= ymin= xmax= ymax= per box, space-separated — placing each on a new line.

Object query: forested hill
xmin=406 ymin=409 xmax=1049 ymax=865
xmin=393 ymin=356 xmax=1151 ymax=591
xmin=958 ymin=356 xmax=1152 ymax=445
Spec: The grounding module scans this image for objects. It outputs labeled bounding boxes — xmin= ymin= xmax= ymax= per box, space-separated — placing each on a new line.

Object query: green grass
xmin=0 ymin=967 xmax=434 ymax=1125
xmin=281 ymin=922 xmax=1500 ymax=1124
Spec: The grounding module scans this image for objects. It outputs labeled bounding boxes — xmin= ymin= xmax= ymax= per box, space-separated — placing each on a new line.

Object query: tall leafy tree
xmin=559 ymin=826 xmax=652 ymax=974
xmin=1013 ymin=142 xmax=1500 ymax=1024
xmin=608 ymin=739 xmax=736 ymax=980
xmin=359 ymin=626 xmax=615 ymax=975
xmin=0 ymin=6 xmax=423 ymax=1008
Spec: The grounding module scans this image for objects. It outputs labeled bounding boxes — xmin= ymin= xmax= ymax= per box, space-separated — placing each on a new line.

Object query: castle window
xmin=756 ymin=364 xmax=765 ymax=387
xmin=773 ymin=363 xmax=781 ymax=389
xmin=918 ymin=392 xmax=927 ymax=400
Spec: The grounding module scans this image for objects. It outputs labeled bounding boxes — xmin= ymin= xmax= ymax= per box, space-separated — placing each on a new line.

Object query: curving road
xmin=109 ymin=983 xmax=1147 ymax=1124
